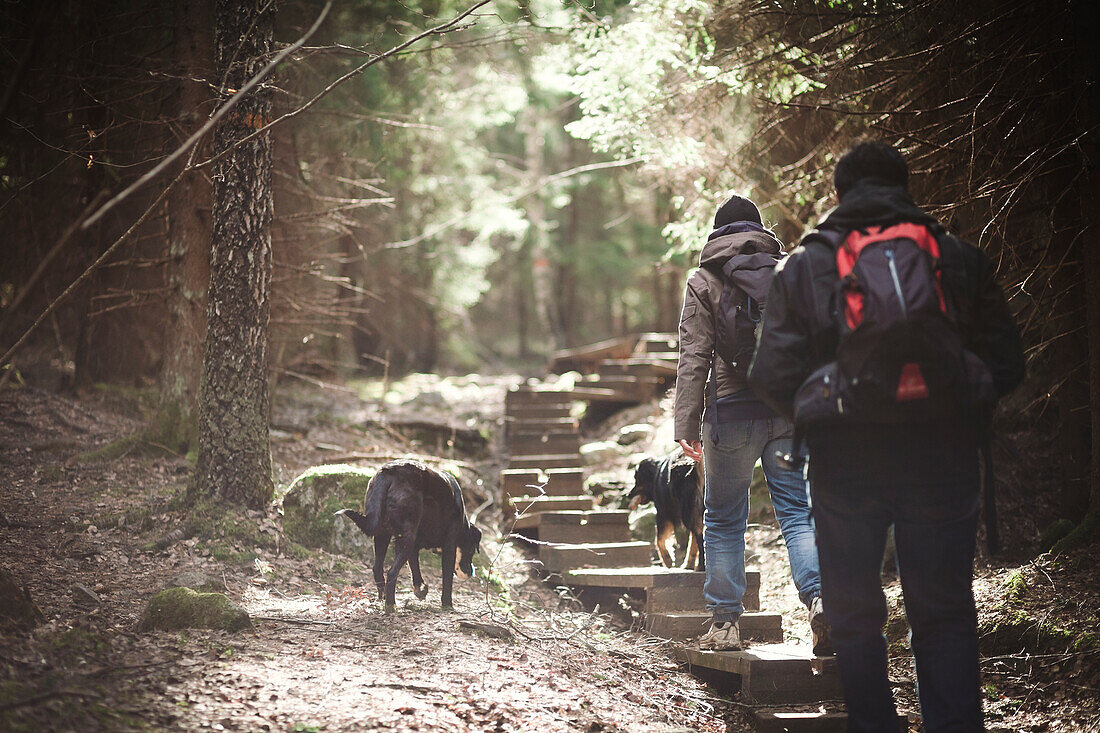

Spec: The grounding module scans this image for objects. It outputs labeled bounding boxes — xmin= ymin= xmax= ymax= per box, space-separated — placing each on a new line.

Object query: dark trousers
xmin=812 ymin=463 xmax=984 ymax=733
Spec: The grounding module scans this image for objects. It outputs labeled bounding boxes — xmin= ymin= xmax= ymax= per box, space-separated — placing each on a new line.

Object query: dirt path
xmin=0 ymin=381 xmax=746 ymax=732
xmin=2 ymin=378 xmax=1099 ymax=732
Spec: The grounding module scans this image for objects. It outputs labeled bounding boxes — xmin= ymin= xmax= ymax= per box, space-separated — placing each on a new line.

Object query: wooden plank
xmin=505 ymin=388 xmax=576 ymax=408
xmin=506 ymin=415 xmax=578 ymax=432
xmin=505 ymin=405 xmax=574 ymax=422
xmin=501 ymin=469 xmax=542 ymax=500
xmin=508 ymin=431 xmax=582 ymax=456
xmin=645 ymin=611 xmax=782 ymax=642
xmin=596 ymin=360 xmax=678 ymax=378
xmin=537 ymin=510 xmax=631 ymax=544
xmin=549 ymin=335 xmax=638 ymax=374
xmin=507 ymin=454 xmax=584 ymax=470
xmin=679 ymin=644 xmax=842 ymax=705
xmin=543 ymin=467 xmax=585 ymax=495
xmin=647 ymin=572 xmax=760 ymax=613
xmin=509 ymin=495 xmax=595 ymax=516
xmin=539 ymin=541 xmax=653 ymax=573
xmin=633 ymin=332 xmax=678 ymax=355
xmin=565 ymin=566 xmax=705 ymax=590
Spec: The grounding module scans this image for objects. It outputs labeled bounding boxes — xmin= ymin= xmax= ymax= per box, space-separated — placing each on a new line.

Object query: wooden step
xmin=508 ymin=431 xmax=582 ymax=456
xmin=501 ymin=469 xmax=582 ymax=499
xmin=505 ymin=388 xmax=576 ymax=409
xmin=678 ymin=643 xmax=842 ymax=705
xmin=506 ymin=415 xmax=578 ymax=433
xmin=752 ymin=710 xmax=907 ymax=733
xmin=563 ymin=567 xmax=760 ymax=613
xmin=507 ymin=454 xmax=584 ymax=470
xmin=505 ymin=404 xmax=574 ymax=422
xmin=536 ymin=510 xmax=631 ymax=544
xmin=508 ymin=495 xmax=595 ymax=517
xmin=549 ymin=335 xmax=637 ymax=374
xmin=596 ymin=359 xmax=677 ymax=378
xmin=633 ymin=332 xmax=678 ymax=355
xmin=646 ymin=611 xmax=783 ymax=642
xmin=539 ymin=541 xmax=653 ymax=573
xmin=543 ymin=467 xmax=585 ymax=495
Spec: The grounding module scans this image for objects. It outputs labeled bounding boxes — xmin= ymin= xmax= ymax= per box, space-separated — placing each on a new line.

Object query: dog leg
xmin=655 ymin=522 xmax=675 ymax=568
xmin=695 ymin=530 xmax=706 ymax=572
xmin=409 ymin=553 xmax=429 ymax=600
xmin=373 ymin=533 xmax=390 ymax=602
xmin=440 ymin=541 xmax=456 ymax=609
xmin=682 ymin=532 xmax=697 ymax=570
xmin=386 ymin=535 xmax=416 ymax=613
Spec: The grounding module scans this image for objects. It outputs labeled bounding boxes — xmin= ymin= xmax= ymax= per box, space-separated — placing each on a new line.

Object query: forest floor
xmin=0 ymin=372 xmax=1098 ymax=732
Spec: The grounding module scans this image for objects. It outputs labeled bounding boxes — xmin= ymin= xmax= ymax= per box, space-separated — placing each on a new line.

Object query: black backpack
xmin=705 ymin=250 xmax=780 ymax=380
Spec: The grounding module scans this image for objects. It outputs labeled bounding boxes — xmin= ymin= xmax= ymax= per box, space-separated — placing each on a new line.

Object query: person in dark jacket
xmin=675 ymin=194 xmax=827 ymax=652
xmin=749 ymin=142 xmax=1025 ymax=732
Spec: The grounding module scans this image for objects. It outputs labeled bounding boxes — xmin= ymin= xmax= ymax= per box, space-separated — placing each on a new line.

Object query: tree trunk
xmin=150 ymin=0 xmax=213 ymax=452
xmin=194 ymin=0 xmax=275 ymax=509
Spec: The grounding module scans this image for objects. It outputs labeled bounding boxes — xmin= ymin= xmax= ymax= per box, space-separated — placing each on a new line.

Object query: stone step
xmin=509 ymin=431 xmax=582 ymax=457
xmin=678 ymin=643 xmax=842 ymax=705
xmin=539 ymin=541 xmax=653 ymax=573
xmin=752 ymin=710 xmax=907 ymax=733
xmin=564 ymin=566 xmax=760 ymax=613
xmin=536 ymin=510 xmax=631 ymax=544
xmin=646 ymin=611 xmax=783 ymax=643
xmin=506 ymin=454 xmax=583 ymax=470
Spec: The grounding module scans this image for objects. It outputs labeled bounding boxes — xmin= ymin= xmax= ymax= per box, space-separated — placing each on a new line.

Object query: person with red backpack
xmin=749 ymin=142 xmax=1025 ymax=732
xmin=674 ymin=195 xmax=829 ymax=654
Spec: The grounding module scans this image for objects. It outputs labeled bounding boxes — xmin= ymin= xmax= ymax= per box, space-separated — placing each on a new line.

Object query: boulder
xmin=282 ymin=464 xmax=375 ymax=554
xmin=579 ymin=440 xmax=623 ymax=466
xmin=0 ymin=569 xmax=44 ymax=629
xmin=138 ymin=587 xmax=252 ymax=633
xmin=616 ymin=423 xmax=653 ymax=446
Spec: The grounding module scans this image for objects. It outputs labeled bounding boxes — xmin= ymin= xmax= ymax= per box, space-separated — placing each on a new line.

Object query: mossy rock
xmin=0 ymin=568 xmax=44 ymax=630
xmin=282 ymin=464 xmax=376 ymax=554
xmin=138 ymin=587 xmax=252 ymax=633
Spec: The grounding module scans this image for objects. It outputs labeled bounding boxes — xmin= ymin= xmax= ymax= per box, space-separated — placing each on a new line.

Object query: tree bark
xmin=194 ymin=0 xmax=275 ymax=508
xmin=151 ymin=0 xmax=213 ymax=453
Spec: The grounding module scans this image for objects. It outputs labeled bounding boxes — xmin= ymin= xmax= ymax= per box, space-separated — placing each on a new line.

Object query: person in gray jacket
xmin=674 ymin=194 xmax=828 ymax=653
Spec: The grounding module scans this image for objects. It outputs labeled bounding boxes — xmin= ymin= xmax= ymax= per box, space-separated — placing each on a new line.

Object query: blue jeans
xmin=701 ymin=416 xmax=821 ymax=623
xmin=812 ymin=472 xmax=983 ymax=733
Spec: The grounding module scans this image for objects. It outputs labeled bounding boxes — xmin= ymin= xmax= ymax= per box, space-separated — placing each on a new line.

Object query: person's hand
xmin=678 ymin=439 xmax=703 ymax=463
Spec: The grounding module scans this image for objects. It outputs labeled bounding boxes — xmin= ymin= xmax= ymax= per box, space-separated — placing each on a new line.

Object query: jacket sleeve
xmin=673 ymin=273 xmax=714 ymax=442
xmin=747 ymin=254 xmax=815 ymax=418
xmin=967 ymin=247 xmax=1026 ymax=398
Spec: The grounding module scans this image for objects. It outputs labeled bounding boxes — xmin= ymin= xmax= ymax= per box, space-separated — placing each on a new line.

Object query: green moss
xmin=72 ymin=434 xmax=142 ymax=463
xmin=1003 ymin=569 xmax=1027 ymax=603
xmin=282 ymin=464 xmax=375 ymax=552
xmin=138 ymin=587 xmax=252 ymax=632
xmin=1041 ymin=518 xmax=1076 ymax=552
xmin=979 ymin=609 xmax=1089 ymax=656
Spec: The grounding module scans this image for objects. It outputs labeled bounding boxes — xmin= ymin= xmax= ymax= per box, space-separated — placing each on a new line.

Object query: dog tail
xmin=334 ymin=471 xmax=389 ymax=537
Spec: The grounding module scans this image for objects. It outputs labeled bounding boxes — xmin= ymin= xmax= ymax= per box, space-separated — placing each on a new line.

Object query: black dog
xmin=336 ymin=459 xmax=482 ymax=611
xmin=627 ymin=455 xmax=705 ymax=571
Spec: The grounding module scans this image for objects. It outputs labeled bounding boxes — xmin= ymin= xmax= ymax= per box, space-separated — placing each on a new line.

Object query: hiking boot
xmin=697 ymin=620 xmax=741 ymax=651
xmin=810 ymin=596 xmax=834 ymax=656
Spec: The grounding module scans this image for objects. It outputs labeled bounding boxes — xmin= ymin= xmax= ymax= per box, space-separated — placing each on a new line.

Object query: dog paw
xmin=384 ymin=602 xmax=396 ymax=614
xmin=413 ymin=583 xmax=429 ymax=600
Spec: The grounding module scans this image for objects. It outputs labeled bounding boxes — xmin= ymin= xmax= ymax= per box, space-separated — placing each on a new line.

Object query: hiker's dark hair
xmin=834 ymin=141 xmax=908 ymax=198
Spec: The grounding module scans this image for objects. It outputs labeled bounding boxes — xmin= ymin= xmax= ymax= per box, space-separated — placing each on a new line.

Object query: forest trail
xmin=1 ymin=371 xmax=1099 ymax=732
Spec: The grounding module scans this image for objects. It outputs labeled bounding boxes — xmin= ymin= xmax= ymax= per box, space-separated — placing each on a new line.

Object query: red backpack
xmin=793 ymin=222 xmax=995 ymax=426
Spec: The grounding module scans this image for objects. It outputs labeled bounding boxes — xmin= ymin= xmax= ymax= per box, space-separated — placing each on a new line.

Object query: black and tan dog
xmin=337 ymin=459 xmax=482 ymax=611
xmin=627 ymin=454 xmax=705 ymax=571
